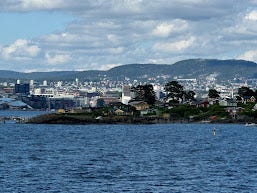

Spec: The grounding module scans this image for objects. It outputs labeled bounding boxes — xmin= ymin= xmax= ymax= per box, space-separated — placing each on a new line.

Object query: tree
xmin=185 ymin=90 xmax=196 ymax=101
xmin=238 ymin=86 xmax=255 ymax=97
xmin=96 ymin=98 xmax=105 ymax=107
xmin=208 ymin=89 xmax=220 ymax=98
xmin=165 ymin=81 xmax=184 ymax=103
xmin=131 ymin=84 xmax=156 ymax=105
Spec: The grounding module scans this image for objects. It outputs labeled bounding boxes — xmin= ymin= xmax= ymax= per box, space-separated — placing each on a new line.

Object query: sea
xmin=0 ymin=111 xmax=257 ymax=192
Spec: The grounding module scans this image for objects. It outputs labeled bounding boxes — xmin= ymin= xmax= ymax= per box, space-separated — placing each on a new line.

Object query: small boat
xmin=245 ymin=123 xmax=257 ymax=127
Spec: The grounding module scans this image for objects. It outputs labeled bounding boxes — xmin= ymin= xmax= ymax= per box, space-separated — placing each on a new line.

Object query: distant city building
xmin=14 ymin=83 xmax=30 ymax=94
xmin=30 ymin=80 xmax=34 ymax=86
xmin=43 ymin=80 xmax=47 ymax=86
xmin=153 ymin=85 xmax=161 ymax=100
xmin=29 ymin=80 xmax=34 ymax=92
xmin=57 ymin=81 xmax=62 ymax=87
xmin=122 ymin=85 xmax=131 ymax=105
xmin=75 ymin=78 xmax=79 ymax=86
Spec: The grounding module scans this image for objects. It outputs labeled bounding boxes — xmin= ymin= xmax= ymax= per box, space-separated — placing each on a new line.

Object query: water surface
xmin=0 ymin=123 xmax=256 ymax=192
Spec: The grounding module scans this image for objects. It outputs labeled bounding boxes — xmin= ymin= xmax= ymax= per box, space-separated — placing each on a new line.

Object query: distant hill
xmin=169 ymin=59 xmax=257 ymax=80
xmin=1 ymin=59 xmax=257 ymax=82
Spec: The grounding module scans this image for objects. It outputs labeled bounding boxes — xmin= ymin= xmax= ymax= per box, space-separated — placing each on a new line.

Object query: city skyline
xmin=1 ymin=1 xmax=257 ymax=72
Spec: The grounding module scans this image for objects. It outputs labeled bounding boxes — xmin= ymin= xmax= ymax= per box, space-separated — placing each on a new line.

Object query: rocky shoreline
xmin=27 ymin=113 xmax=172 ymax=124
xmin=26 ymin=113 xmax=250 ymax=125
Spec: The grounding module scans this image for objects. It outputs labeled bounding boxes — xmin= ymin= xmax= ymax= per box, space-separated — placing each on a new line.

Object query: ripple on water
xmin=0 ymin=123 xmax=257 ymax=192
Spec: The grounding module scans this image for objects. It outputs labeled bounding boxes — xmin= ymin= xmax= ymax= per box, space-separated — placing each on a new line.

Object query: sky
xmin=1 ymin=0 xmax=257 ymax=72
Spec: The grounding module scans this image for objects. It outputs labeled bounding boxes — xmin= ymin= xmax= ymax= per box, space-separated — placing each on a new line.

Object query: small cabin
xmin=129 ymin=101 xmax=149 ymax=111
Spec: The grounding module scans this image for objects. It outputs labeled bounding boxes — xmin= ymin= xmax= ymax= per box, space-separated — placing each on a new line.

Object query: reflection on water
xmin=0 ymin=123 xmax=257 ymax=192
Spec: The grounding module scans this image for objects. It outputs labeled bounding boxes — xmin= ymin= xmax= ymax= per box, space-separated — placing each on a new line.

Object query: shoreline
xmin=26 ymin=113 xmax=250 ymax=125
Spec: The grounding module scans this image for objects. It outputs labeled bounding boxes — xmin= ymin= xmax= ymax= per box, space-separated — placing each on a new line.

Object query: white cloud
xmin=153 ymin=37 xmax=195 ymax=52
xmin=147 ymin=58 xmax=166 ymax=64
xmin=21 ymin=0 xmax=63 ymax=9
xmin=245 ymin=10 xmax=257 ymax=21
xmin=152 ymin=23 xmax=174 ymax=38
xmin=1 ymin=1 xmax=257 ymax=72
xmin=152 ymin=20 xmax=188 ymax=37
xmin=45 ymin=52 xmax=71 ymax=64
xmin=1 ymin=39 xmax=41 ymax=60
xmin=107 ymin=34 xmax=120 ymax=44
xmin=237 ymin=50 xmax=257 ymax=62
xmin=0 ymin=0 xmax=237 ymax=20
xmin=106 ymin=47 xmax=124 ymax=54
xmin=4 ymin=0 xmax=72 ymax=11
xmin=99 ymin=63 xmax=121 ymax=70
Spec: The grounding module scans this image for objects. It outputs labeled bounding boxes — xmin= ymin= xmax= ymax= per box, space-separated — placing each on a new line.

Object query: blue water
xmin=1 ymin=123 xmax=257 ymax=192
xmin=0 ymin=110 xmax=51 ymax=118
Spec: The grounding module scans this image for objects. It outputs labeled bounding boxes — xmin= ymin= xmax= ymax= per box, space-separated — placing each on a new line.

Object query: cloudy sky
xmin=1 ymin=0 xmax=257 ymax=72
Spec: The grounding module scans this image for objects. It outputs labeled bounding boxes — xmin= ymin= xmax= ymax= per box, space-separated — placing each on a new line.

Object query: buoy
xmin=213 ymin=128 xmax=216 ymax=136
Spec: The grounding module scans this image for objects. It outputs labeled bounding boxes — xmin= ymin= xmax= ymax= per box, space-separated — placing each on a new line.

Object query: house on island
xmin=241 ymin=96 xmax=256 ymax=104
xmin=129 ymin=101 xmax=150 ymax=115
xmin=219 ymin=98 xmax=237 ymax=107
xmin=129 ymin=101 xmax=149 ymax=111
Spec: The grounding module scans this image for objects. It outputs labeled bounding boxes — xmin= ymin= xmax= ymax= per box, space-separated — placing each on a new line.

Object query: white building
xmin=43 ymin=80 xmax=47 ymax=86
xmin=122 ymin=85 xmax=131 ymax=105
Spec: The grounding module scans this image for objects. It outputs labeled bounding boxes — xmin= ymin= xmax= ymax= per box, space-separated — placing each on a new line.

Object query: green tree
xmin=208 ymin=89 xmax=220 ymax=98
xmin=96 ymin=98 xmax=105 ymax=108
xmin=165 ymin=81 xmax=184 ymax=103
xmin=131 ymin=84 xmax=156 ymax=105
xmin=169 ymin=105 xmax=200 ymax=118
xmin=238 ymin=86 xmax=255 ymax=97
xmin=185 ymin=90 xmax=196 ymax=101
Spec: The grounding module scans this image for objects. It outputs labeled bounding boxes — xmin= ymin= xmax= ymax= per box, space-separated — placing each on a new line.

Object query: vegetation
xmin=27 ymin=82 xmax=257 ymax=124
xmin=131 ymin=84 xmax=156 ymax=105
xmin=165 ymin=81 xmax=184 ymax=103
xmin=165 ymin=81 xmax=196 ymax=104
xmin=208 ymin=89 xmax=220 ymax=98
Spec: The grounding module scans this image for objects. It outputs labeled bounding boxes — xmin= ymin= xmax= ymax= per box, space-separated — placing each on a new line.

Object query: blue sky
xmin=1 ymin=0 xmax=257 ymax=72
xmin=0 ymin=12 xmax=73 ymax=45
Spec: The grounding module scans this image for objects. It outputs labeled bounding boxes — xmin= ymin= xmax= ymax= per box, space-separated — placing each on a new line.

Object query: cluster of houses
xmin=2 ymin=78 xmax=257 ymax=121
xmin=103 ymin=94 xmax=257 ymax=119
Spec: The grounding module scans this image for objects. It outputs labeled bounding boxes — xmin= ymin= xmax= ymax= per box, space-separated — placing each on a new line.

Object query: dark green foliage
xmin=185 ymin=90 xmax=196 ymax=101
xmin=208 ymin=89 xmax=220 ymax=98
xmin=131 ymin=84 xmax=156 ymax=105
xmin=163 ymin=104 xmax=229 ymax=120
xmin=238 ymin=86 xmax=255 ymax=97
xmin=168 ymin=105 xmax=201 ymax=118
xmin=96 ymin=98 xmax=105 ymax=108
xmin=165 ymin=81 xmax=184 ymax=102
xmin=242 ymin=110 xmax=257 ymax=118
xmin=110 ymin=102 xmax=139 ymax=116
xmin=165 ymin=81 xmax=196 ymax=103
xmin=208 ymin=105 xmax=228 ymax=115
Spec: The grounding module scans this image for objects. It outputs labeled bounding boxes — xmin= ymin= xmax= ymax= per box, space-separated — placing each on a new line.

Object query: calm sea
xmin=0 ymin=112 xmax=257 ymax=192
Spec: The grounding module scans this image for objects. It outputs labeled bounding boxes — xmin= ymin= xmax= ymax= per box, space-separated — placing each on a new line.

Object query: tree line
xmin=131 ymin=81 xmax=257 ymax=105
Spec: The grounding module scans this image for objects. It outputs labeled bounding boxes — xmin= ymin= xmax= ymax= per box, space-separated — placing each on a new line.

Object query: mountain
xmin=1 ymin=59 xmax=257 ymax=82
xmin=105 ymin=59 xmax=257 ymax=81
xmin=169 ymin=59 xmax=257 ymax=80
